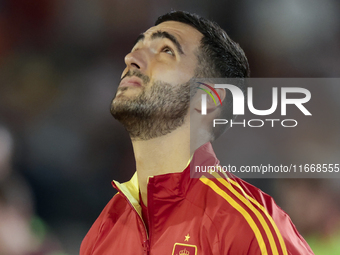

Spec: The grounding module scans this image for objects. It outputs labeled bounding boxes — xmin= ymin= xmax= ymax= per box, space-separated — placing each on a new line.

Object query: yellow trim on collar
xmin=114 ymin=156 xmax=191 ymax=216
xmin=186 ymin=155 xmax=192 ymax=168
xmin=113 ymin=172 xmax=141 ymax=217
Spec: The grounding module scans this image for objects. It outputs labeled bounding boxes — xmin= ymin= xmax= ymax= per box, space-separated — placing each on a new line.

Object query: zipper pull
xmin=143 ymin=239 xmax=149 ymax=255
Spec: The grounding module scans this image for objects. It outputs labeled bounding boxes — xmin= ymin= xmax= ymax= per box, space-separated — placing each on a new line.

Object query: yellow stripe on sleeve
xmin=200 ymin=176 xmax=268 ymax=255
xmin=210 ymin=171 xmax=279 ymax=255
xmin=219 ymin=171 xmax=288 ymax=255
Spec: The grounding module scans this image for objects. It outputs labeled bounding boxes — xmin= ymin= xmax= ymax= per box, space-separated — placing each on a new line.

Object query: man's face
xmin=111 ymin=21 xmax=203 ymax=140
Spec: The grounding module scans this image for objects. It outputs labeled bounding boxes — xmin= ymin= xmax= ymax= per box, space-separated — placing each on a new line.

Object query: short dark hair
xmin=155 ymin=11 xmax=250 ymax=139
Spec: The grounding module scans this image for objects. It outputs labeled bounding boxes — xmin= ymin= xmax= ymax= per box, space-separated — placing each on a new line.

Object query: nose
xmin=124 ymin=49 xmax=147 ymax=71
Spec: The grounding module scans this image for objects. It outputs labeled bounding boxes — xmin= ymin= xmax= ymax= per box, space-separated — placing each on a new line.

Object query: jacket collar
xmin=112 ymin=172 xmax=142 ymax=216
xmin=112 ymin=142 xmax=219 ymax=211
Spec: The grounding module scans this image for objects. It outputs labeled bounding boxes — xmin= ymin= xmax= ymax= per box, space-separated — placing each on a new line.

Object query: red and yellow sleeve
xmin=200 ymin=173 xmax=314 ymax=255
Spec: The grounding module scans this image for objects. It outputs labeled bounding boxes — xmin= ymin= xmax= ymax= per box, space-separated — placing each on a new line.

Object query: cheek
xmin=151 ymin=63 xmax=196 ymax=85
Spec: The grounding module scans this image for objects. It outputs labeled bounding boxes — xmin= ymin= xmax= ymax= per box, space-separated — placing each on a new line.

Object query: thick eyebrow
xmin=132 ymin=31 xmax=184 ymax=55
xmin=151 ymin=31 xmax=184 ymax=55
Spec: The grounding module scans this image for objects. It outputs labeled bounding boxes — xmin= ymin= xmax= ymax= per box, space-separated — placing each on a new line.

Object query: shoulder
xmin=189 ymin=172 xmax=314 ymax=254
xmin=80 ymin=192 xmax=127 ymax=255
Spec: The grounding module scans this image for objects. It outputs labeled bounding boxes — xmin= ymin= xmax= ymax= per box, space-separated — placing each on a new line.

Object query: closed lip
xmin=119 ymin=77 xmax=142 ymax=88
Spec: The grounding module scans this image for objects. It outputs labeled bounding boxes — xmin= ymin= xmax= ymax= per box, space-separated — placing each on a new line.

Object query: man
xmin=80 ymin=11 xmax=314 ymax=254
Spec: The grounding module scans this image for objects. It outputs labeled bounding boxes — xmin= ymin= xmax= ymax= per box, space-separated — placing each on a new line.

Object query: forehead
xmin=144 ymin=21 xmax=203 ymax=51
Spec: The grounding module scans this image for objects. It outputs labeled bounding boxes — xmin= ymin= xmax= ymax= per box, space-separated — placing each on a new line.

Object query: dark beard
xmin=110 ymin=73 xmax=191 ymax=141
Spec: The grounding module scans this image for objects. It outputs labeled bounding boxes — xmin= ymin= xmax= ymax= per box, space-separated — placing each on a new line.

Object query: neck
xmin=132 ymin=123 xmax=190 ymax=206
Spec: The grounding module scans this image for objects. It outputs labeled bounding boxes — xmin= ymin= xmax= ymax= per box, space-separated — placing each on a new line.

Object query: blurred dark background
xmin=0 ymin=0 xmax=339 ymax=254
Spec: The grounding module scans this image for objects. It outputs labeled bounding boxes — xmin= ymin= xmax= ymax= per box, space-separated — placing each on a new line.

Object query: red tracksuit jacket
xmin=80 ymin=143 xmax=314 ymax=255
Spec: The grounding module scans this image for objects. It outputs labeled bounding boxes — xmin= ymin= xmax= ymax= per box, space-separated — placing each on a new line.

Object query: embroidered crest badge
xmin=172 ymin=243 xmax=197 ymax=255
